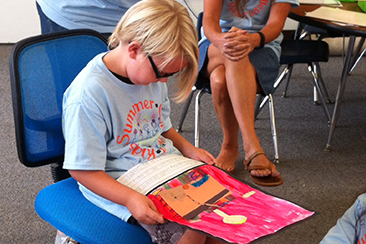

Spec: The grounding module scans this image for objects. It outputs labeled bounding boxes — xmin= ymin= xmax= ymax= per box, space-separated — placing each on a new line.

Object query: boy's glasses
xmin=147 ymin=55 xmax=179 ymax=79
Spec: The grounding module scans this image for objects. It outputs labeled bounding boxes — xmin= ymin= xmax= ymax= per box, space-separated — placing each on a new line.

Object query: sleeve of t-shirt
xmin=275 ymin=0 xmax=299 ymax=8
xmin=63 ymin=100 xmax=108 ymax=171
xmin=160 ymin=84 xmax=173 ymax=133
xmin=320 ymin=193 xmax=366 ymax=244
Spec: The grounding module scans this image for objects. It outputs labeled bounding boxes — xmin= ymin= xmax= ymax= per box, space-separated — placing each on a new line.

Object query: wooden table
xmin=288 ymin=3 xmax=366 ymax=150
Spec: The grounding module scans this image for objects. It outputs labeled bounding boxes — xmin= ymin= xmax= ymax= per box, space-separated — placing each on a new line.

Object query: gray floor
xmin=1 ymin=43 xmax=365 ymax=243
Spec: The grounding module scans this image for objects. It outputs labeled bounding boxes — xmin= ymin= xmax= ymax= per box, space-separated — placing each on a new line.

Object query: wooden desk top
xmin=289 ymin=3 xmax=366 ymax=37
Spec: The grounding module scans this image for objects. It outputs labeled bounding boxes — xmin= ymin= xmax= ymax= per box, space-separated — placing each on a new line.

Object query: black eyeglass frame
xmin=147 ymin=55 xmax=179 ymax=79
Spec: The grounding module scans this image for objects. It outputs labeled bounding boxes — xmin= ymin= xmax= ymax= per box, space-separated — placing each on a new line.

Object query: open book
xmin=117 ymin=154 xmax=204 ymax=195
xmin=118 ymin=154 xmax=314 ymax=244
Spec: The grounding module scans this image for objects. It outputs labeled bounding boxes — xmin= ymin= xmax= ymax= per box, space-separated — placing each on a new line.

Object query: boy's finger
xmin=147 ymin=201 xmax=165 ymax=224
xmin=203 ymin=151 xmax=217 ymax=165
xmin=149 ymin=211 xmax=165 ymax=224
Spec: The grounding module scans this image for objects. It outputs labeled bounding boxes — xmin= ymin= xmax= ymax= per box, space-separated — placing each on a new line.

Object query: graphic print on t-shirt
xmin=116 ymin=99 xmax=167 ymax=160
xmin=228 ymin=0 xmax=270 ymax=18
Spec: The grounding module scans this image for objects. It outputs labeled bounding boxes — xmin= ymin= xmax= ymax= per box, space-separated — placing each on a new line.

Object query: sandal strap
xmin=244 ymin=151 xmax=266 ymax=170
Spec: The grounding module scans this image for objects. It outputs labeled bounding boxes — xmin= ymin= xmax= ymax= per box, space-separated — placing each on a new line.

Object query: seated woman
xmin=200 ymin=0 xmax=298 ymax=186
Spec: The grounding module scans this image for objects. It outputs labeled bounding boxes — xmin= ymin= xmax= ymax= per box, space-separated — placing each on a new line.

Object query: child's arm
xmin=69 ymin=170 xmax=165 ymax=225
xmin=162 ymin=127 xmax=216 ymax=165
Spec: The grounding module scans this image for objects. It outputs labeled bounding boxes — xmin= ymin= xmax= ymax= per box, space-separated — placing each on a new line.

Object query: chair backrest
xmin=280 ymin=39 xmax=329 ymax=65
xmin=9 ymin=30 xmax=108 ymax=167
xmin=195 ymin=12 xmax=211 ymax=90
xmin=197 ymin=12 xmax=203 ymax=40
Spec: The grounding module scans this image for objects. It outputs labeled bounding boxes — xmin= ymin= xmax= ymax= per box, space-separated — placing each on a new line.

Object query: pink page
xmin=148 ymin=165 xmax=314 ymax=244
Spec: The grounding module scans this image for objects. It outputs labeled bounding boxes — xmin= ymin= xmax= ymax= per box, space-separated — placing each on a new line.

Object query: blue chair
xmin=9 ymin=29 xmax=153 ymax=244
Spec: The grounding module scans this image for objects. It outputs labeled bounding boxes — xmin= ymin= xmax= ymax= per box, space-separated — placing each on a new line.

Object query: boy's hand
xmin=126 ymin=191 xmax=165 ymax=225
xmin=161 ymin=128 xmax=216 ymax=165
xmin=186 ymin=148 xmax=217 ymax=166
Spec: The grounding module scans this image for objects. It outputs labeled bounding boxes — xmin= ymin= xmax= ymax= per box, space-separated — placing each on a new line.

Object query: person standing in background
xmin=36 ymin=0 xmax=140 ymax=39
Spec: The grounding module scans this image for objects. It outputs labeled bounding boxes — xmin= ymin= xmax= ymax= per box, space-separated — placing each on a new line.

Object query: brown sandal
xmin=244 ymin=151 xmax=284 ymax=187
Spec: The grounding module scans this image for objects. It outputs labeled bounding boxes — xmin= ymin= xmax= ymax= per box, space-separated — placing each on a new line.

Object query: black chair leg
xmin=268 ymin=94 xmax=279 ymax=163
xmin=254 ymin=94 xmax=280 ymax=163
xmin=348 ymin=37 xmax=365 ymax=75
xmin=256 ymin=64 xmax=291 ymax=117
xmin=176 ymin=86 xmax=196 ymax=132
xmin=281 ymin=64 xmax=294 ymax=98
xmin=216 ymin=61 xmax=285 ymax=122
xmin=194 ymin=89 xmax=207 ymax=148
xmin=254 ymin=94 xmax=264 ymax=120
xmin=308 ymin=63 xmax=331 ymax=124
xmin=314 ymin=62 xmax=333 ymax=104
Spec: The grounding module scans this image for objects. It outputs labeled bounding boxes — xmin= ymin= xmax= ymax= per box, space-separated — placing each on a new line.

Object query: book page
xmin=305 ymin=7 xmax=366 ymax=27
xmin=117 ymin=154 xmax=204 ymax=195
xmin=299 ymin=0 xmax=342 ymax=6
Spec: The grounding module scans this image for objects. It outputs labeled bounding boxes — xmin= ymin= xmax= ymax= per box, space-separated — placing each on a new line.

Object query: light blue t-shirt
xmin=62 ymin=52 xmax=181 ymax=221
xmin=199 ymin=0 xmax=299 ymax=59
xmin=36 ymin=0 xmax=139 ymax=33
xmin=320 ymin=193 xmax=366 ymax=244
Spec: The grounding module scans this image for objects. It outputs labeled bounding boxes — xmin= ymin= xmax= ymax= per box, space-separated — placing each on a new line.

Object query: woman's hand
xmin=213 ymin=28 xmax=249 ymax=61
xmin=222 ymin=27 xmax=258 ymax=61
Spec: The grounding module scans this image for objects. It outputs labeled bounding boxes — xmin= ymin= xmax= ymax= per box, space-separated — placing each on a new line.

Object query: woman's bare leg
xmin=207 ymin=45 xmax=279 ymax=177
xmin=210 ymin=65 xmax=239 ymax=172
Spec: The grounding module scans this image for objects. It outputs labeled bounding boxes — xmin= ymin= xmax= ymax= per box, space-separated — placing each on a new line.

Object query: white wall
xmin=0 ymin=0 xmax=297 ymax=43
xmin=0 ymin=1 xmax=41 ymax=43
xmin=177 ymin=0 xmax=203 ymax=21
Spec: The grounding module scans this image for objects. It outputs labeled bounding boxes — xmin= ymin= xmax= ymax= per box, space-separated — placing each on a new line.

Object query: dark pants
xmin=36 ymin=2 xmax=68 ymax=34
xmin=36 ymin=2 xmax=111 ymax=40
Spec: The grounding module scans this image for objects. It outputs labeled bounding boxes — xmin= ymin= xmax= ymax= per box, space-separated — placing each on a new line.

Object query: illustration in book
xmin=118 ymin=154 xmax=314 ymax=244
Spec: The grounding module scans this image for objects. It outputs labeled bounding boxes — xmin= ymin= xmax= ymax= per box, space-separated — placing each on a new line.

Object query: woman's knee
xmin=210 ymin=66 xmax=231 ymax=104
xmin=210 ymin=65 xmax=226 ymax=90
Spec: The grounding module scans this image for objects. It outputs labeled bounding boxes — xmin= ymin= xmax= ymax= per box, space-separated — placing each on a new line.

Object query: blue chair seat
xmin=35 ymin=177 xmax=152 ymax=244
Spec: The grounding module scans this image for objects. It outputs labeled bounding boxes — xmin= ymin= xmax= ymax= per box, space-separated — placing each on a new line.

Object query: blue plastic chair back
xmin=10 ymin=30 xmax=108 ymax=167
xmin=10 ymin=30 xmax=153 ymax=244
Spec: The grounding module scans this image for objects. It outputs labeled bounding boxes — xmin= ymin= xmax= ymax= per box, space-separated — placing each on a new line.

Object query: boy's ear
xmin=128 ymin=41 xmax=142 ymax=59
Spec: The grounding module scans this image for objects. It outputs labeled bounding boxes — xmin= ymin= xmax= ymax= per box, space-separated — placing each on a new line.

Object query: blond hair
xmin=109 ymin=0 xmax=198 ymax=103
